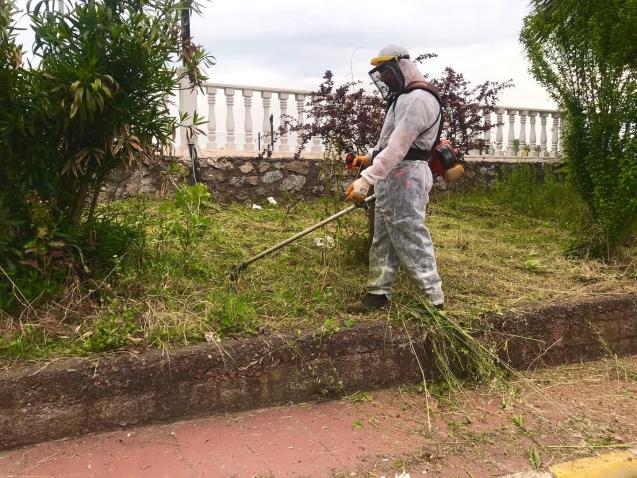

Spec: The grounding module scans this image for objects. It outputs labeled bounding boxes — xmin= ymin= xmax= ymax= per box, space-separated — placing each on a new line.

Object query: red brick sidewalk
xmin=2 ymin=357 xmax=636 ymax=477
xmin=1 ymin=390 xmax=433 ymax=478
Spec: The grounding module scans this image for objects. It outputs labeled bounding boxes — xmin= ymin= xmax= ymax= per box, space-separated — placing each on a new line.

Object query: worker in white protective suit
xmin=345 ymin=45 xmax=444 ymax=312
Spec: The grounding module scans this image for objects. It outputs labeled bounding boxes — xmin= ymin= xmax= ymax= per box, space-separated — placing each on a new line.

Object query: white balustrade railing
xmin=480 ymin=107 xmax=561 ymax=159
xmin=178 ymin=78 xmax=562 ymax=160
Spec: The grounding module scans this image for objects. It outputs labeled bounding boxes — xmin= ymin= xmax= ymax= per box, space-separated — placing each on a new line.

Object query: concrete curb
xmin=499 ymin=447 xmax=637 ymax=478
xmin=1 ymin=293 xmax=636 ymax=450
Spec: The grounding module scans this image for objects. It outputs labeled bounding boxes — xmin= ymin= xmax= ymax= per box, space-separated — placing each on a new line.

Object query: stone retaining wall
xmin=1 ymin=294 xmax=635 ymax=450
xmin=102 ymin=155 xmax=563 ymax=203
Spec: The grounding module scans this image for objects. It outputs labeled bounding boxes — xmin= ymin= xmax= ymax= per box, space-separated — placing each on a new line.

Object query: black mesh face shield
xmin=368 ymin=59 xmax=405 ymax=100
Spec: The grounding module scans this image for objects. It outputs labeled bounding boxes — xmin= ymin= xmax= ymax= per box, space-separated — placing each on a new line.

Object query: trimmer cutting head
xmin=228 ymin=263 xmax=247 ymax=282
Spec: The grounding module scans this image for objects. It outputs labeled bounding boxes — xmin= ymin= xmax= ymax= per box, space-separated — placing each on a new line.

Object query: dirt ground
xmin=344 ymin=355 xmax=637 ymax=477
xmin=1 ymin=356 xmax=636 ymax=477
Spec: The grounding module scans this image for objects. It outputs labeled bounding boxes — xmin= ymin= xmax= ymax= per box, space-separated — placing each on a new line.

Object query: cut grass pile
xmin=0 ymin=177 xmax=635 ymax=362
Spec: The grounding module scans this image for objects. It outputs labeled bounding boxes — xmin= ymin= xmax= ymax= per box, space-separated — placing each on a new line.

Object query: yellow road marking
xmin=550 ymin=451 xmax=637 ymax=478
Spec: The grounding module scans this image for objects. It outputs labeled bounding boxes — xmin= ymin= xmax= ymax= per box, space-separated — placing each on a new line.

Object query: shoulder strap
xmin=403 ymin=80 xmax=441 ymax=97
xmin=397 ymin=81 xmax=444 ymax=145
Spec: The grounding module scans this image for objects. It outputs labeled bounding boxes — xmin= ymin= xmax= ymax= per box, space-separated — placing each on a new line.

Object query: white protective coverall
xmin=360 ymin=58 xmax=444 ymax=305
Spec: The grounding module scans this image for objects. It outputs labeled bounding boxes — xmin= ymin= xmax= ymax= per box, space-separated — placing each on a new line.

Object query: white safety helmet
xmin=370 ymin=45 xmax=411 ymax=67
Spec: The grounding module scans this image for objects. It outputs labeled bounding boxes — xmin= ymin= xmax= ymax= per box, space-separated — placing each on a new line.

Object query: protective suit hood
xmin=396 ymin=58 xmax=427 ymax=88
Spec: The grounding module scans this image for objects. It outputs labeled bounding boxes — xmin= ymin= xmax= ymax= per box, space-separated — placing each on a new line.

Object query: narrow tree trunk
xmin=87 ymin=177 xmax=103 ymax=224
xmin=69 ymin=180 xmax=90 ymax=227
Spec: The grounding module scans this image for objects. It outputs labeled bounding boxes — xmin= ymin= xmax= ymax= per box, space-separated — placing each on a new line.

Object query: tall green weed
xmin=491 ymin=165 xmax=590 ymax=232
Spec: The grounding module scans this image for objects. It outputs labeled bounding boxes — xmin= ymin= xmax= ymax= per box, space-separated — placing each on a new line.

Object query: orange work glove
xmin=352 ymin=155 xmax=371 ymax=168
xmin=345 ymin=177 xmax=371 ymax=203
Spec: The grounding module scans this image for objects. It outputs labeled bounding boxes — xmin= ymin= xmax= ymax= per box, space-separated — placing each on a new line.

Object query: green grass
xmin=490 ymin=164 xmax=590 ymax=232
xmin=0 ymin=177 xmax=635 ymax=362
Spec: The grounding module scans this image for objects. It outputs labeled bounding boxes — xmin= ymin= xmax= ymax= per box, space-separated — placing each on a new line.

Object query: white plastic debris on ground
xmin=313 ymin=235 xmax=335 ymax=248
xmin=380 ymin=473 xmax=411 ymax=478
xmin=204 ymin=331 xmax=221 ymax=343
xmin=267 ymin=196 xmax=278 ymax=205
xmin=252 ymin=204 xmax=262 ymax=209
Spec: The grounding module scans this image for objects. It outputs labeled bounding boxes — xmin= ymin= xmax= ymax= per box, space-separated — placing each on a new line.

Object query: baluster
xmin=539 ymin=112 xmax=549 ymax=157
xmin=550 ymin=112 xmax=560 ymax=157
xmin=311 ymin=137 xmax=322 ymax=154
xmin=295 ymin=93 xmax=306 ymax=152
xmin=224 ymin=88 xmax=236 ymax=150
xmin=242 ymin=89 xmax=254 ymax=151
xmin=307 ymin=93 xmax=322 ymax=153
xmin=178 ymin=72 xmax=198 ymax=152
xmin=507 ymin=109 xmax=517 ymax=156
xmin=558 ymin=113 xmax=564 ymax=157
xmin=528 ymin=111 xmax=538 ymax=157
xmin=482 ymin=107 xmax=491 ymax=156
xmin=295 ymin=94 xmax=306 ymax=124
xmin=206 ymin=86 xmax=217 ymax=151
xmin=518 ymin=110 xmax=527 ymax=158
xmin=495 ymin=107 xmax=505 ymax=156
xmin=278 ymin=92 xmax=289 ymax=152
xmin=261 ymin=91 xmax=272 ymax=151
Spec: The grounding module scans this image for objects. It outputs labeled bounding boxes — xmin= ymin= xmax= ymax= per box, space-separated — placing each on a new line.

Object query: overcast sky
xmin=14 ymin=0 xmax=555 ymax=109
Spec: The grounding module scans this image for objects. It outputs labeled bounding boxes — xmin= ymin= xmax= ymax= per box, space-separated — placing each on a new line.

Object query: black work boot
xmin=346 ymin=293 xmax=389 ymax=314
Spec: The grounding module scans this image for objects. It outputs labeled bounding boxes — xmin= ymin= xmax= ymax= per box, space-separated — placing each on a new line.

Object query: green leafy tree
xmin=0 ymin=0 xmax=212 ymax=308
xmin=0 ymin=0 xmax=25 ymax=265
xmin=520 ymin=0 xmax=637 ymax=256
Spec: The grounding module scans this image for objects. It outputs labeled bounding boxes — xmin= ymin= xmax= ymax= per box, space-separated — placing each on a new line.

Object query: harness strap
xmin=391 ymin=80 xmax=444 ymax=146
xmin=373 ymin=146 xmax=432 ymax=162
xmin=378 ymin=81 xmax=445 ymax=163
xmin=403 ymin=147 xmax=431 ymax=161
